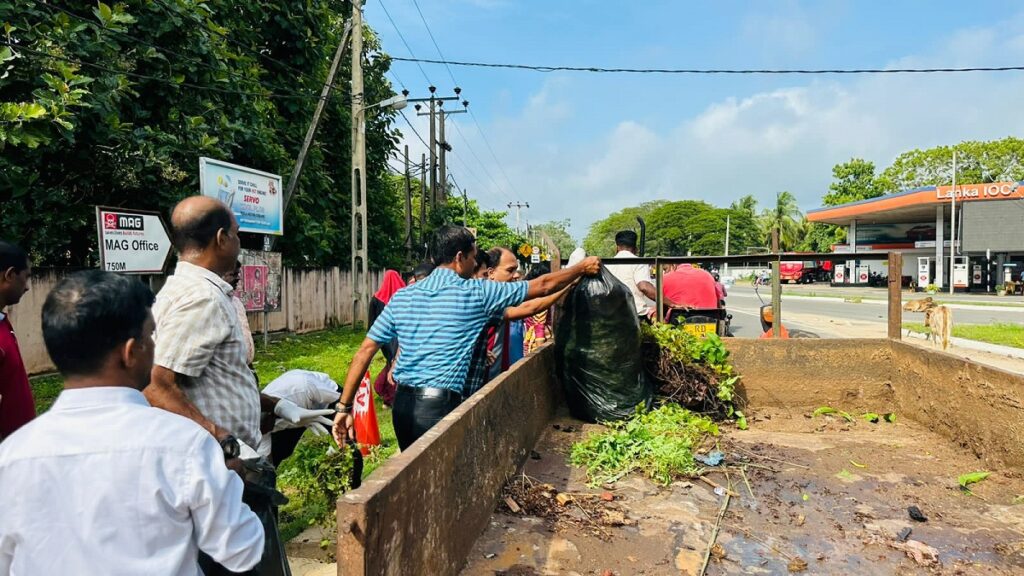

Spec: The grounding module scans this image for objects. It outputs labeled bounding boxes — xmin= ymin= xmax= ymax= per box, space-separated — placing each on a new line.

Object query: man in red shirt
xmin=662 ymin=264 xmax=719 ymax=309
xmin=0 ymin=241 xmax=33 ymax=440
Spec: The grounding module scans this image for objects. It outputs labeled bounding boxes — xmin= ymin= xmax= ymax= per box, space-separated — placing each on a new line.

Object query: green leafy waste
xmin=958 ymin=471 xmax=991 ymax=492
xmin=812 ymin=406 xmax=854 ymax=422
xmin=570 ymin=404 xmax=719 ymax=487
xmin=277 ymin=435 xmax=355 ymax=529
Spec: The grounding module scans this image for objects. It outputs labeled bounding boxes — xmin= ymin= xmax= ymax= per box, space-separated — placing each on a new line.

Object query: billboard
xmin=238 ymin=249 xmax=282 ymax=312
xmin=199 ymin=157 xmax=283 ymax=235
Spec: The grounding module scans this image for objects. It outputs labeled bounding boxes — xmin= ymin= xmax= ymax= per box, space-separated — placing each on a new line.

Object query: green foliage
xmin=812 ymin=406 xmax=854 ymax=422
xmin=958 ymin=471 xmax=990 ymax=492
xmin=582 ymin=201 xmax=666 ymax=256
xmin=759 ymin=191 xmax=803 ymax=251
xmin=277 ymin=434 xmax=354 ymax=529
xmin=529 ymin=219 xmax=576 ymax=257
xmin=438 ymin=194 xmax=526 ymax=253
xmin=569 ymin=404 xmax=719 ymax=486
xmin=643 ymin=324 xmax=733 ymax=378
xmin=0 ymin=0 xmax=404 ymax=269
xmin=823 ymin=158 xmax=884 ymax=206
xmin=879 ymin=137 xmax=1024 ymax=192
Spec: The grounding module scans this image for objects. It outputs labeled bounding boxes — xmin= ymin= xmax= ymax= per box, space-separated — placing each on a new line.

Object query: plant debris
xmin=498 ymin=475 xmax=634 ymax=540
xmin=787 ymin=557 xmax=808 ymax=572
xmin=958 ymin=471 xmax=990 ymax=493
xmin=570 ymin=404 xmax=719 ymax=486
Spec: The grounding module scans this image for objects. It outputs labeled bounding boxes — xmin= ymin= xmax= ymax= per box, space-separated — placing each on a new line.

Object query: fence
xmin=8 ymin=267 xmax=381 ymax=375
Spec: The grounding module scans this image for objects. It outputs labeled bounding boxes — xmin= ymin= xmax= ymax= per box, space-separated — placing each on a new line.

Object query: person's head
xmin=170 ymin=196 xmax=240 ymax=275
xmin=525 ymin=262 xmax=550 ymax=281
xmin=223 ymin=260 xmax=242 ymax=291
xmin=615 ymin=230 xmax=638 ymax=254
xmin=474 ymin=249 xmax=492 ymax=279
xmin=411 ymin=261 xmax=435 ymax=285
xmin=0 ymin=240 xmax=31 ymax=309
xmin=42 ymin=270 xmax=155 ymax=390
xmin=432 ymin=226 xmax=478 ymax=279
xmin=713 ymin=272 xmax=721 ymax=282
xmin=486 ymin=247 xmax=521 ymax=282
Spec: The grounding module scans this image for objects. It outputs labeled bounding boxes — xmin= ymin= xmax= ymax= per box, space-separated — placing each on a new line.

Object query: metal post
xmin=404 ymin=145 xmax=412 ymax=259
xmin=723 ymin=214 xmax=730 ymax=278
xmin=887 ymin=252 xmax=903 ymax=340
xmin=350 ymin=0 xmax=369 ymax=327
xmin=655 ymin=258 xmax=664 ymax=323
xmin=771 ymin=228 xmax=781 ymax=337
xmin=949 ymin=150 xmax=957 ymax=295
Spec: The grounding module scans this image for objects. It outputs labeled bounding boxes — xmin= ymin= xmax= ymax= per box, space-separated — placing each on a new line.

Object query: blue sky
xmin=366 ymin=0 xmax=1024 ymax=239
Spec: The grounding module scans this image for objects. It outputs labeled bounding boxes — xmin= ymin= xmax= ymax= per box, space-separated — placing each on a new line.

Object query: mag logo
xmin=103 ymin=212 xmax=144 ymax=231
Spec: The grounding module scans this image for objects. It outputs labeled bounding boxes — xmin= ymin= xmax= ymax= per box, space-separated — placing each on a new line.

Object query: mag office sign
xmin=95 ymin=207 xmax=172 ymax=274
xmin=199 ymin=157 xmax=284 ymax=235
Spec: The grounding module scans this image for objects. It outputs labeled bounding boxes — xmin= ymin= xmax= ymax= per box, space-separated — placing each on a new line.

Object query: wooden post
xmin=888 ymin=251 xmax=903 ymax=340
xmin=771 ymin=229 xmax=781 ymax=337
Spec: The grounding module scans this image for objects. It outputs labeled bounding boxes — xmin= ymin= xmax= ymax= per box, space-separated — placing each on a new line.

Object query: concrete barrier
xmin=336 ymin=345 xmax=559 ymax=576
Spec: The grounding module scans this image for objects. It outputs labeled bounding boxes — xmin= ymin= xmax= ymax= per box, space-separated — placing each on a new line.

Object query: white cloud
xmin=473 ymin=13 xmax=1024 ymax=239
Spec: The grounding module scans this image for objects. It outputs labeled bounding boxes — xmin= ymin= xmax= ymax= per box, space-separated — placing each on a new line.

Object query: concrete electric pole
xmin=507 ymin=201 xmax=530 ymax=233
xmin=350 ymin=0 xmax=369 ymax=326
xmin=404 ymin=144 xmax=413 ymax=259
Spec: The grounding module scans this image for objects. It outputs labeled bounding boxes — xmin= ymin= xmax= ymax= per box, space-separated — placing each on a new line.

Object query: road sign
xmin=95 ymin=207 xmax=172 ymax=274
xmin=199 ymin=157 xmax=284 ymax=235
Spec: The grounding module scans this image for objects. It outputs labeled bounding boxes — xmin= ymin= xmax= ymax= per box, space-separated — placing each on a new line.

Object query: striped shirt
xmin=153 ymin=261 xmax=261 ymax=448
xmin=367 ymin=267 xmax=528 ymax=393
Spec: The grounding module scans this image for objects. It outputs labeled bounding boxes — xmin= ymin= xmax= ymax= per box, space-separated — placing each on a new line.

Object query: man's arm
xmin=505 ymin=283 xmax=573 ymax=321
xmin=525 ymin=257 xmax=600 ymax=300
xmin=637 ymin=280 xmax=657 ymax=301
xmin=332 ymin=337 xmax=380 ymax=444
xmin=146 ymin=366 xmax=227 ymax=439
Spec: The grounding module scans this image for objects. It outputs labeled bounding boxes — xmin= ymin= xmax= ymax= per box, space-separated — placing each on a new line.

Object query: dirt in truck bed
xmin=461 ymin=410 xmax=1024 ymax=576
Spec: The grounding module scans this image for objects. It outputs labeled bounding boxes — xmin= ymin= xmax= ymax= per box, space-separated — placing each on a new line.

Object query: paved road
xmin=721 ymin=284 xmax=1024 ymax=339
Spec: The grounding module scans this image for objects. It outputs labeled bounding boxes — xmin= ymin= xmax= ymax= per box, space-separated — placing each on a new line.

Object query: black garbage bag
xmin=555 ymin=267 xmax=652 ymax=422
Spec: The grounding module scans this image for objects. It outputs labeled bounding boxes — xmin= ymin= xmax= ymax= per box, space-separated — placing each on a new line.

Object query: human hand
xmin=332 ymin=411 xmax=355 ymax=446
xmin=274 ymin=398 xmax=335 ymax=427
xmin=486 ymin=349 xmax=499 ymax=367
xmin=578 ymin=256 xmax=601 ymax=276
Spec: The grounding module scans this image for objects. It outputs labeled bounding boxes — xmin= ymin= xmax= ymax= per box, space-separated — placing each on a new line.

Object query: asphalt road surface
xmin=721 ymin=284 xmax=1024 ymax=339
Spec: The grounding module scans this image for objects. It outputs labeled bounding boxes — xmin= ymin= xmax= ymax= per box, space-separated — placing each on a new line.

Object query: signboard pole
xmin=262 ymin=239 xmax=270 ymax=349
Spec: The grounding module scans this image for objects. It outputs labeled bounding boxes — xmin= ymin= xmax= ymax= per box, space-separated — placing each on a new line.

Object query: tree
xmin=439 ymin=196 xmax=525 ymax=253
xmin=0 ymin=0 xmax=405 ymax=270
xmin=823 ymin=158 xmax=883 ymax=206
xmin=582 ymin=201 xmax=667 ymax=256
xmin=730 ymin=194 xmax=758 ymax=216
xmin=759 ymin=191 xmax=803 ymax=251
xmin=530 ymin=220 xmax=575 ymax=257
xmin=646 ymin=200 xmax=715 ymax=256
xmin=879 ymin=137 xmax=1024 ymax=193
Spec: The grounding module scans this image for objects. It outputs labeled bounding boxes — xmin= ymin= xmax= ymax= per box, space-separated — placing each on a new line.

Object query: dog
xmin=903 ymin=297 xmax=951 ymax=350
xmin=903 ymin=297 xmax=935 ymax=313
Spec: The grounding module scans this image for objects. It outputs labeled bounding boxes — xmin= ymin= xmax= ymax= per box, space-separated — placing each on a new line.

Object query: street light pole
xmin=350 ymin=0 xmax=369 ymax=326
xmin=949 ymin=150 xmax=957 ymax=295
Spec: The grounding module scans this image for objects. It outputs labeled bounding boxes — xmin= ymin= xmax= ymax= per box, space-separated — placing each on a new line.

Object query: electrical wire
xmin=391 ymin=56 xmax=1024 ymax=75
xmin=449 ymin=119 xmax=513 ymax=204
xmin=377 ymin=0 xmax=432 ymax=85
xmin=398 ymin=108 xmax=430 ymax=150
xmin=408 ymin=0 xmax=458 ymax=88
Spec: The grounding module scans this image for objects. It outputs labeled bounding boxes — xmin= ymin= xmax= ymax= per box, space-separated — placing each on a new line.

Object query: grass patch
xmin=30 ymin=325 xmax=399 ymax=543
xmin=903 ymin=322 xmax=1024 ymax=349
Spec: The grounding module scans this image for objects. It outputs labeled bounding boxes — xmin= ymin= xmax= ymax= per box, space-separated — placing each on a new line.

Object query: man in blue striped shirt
xmin=333 ymin=226 xmax=600 ymax=450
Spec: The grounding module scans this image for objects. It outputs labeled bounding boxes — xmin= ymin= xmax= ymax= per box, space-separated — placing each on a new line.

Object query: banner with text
xmin=199 ymin=157 xmax=283 ymax=235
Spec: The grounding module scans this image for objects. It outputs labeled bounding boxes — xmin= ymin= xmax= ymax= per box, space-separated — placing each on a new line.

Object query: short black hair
xmin=432 ymin=226 xmax=476 ymax=265
xmin=474 ymin=249 xmax=491 ymax=272
xmin=525 ymin=262 xmax=550 ymax=281
xmin=172 ymin=203 xmax=233 ymax=252
xmin=486 ymin=247 xmax=509 ymax=266
xmin=0 ymin=240 xmax=29 ymax=273
xmin=42 ymin=270 xmax=154 ymax=377
xmin=413 ymin=261 xmax=435 ymax=280
xmin=615 ymin=230 xmax=638 ymax=249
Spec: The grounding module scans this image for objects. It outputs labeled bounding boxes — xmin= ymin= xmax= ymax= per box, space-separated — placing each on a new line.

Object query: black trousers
xmin=392 ymin=385 xmax=462 ymax=450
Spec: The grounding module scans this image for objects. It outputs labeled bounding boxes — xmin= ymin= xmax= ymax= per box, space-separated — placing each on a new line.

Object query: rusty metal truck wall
xmin=336 ymin=346 xmax=559 ymax=576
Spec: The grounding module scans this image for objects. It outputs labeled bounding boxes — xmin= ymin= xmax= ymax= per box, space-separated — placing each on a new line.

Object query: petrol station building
xmin=807 ymin=181 xmax=1024 ymax=291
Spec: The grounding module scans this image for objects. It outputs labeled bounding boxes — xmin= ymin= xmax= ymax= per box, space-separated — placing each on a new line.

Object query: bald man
xmin=147 ymin=198 xmax=331 ymax=470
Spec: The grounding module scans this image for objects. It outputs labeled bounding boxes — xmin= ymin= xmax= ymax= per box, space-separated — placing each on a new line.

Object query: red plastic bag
xmin=353 ymin=371 xmax=381 ymax=455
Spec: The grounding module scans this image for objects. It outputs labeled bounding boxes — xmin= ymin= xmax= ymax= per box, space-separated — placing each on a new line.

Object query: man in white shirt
xmin=604 ymin=230 xmax=657 ymax=320
xmin=0 ymin=270 xmax=264 ymax=575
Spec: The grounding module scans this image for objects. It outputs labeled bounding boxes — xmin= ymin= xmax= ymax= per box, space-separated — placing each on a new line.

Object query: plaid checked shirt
xmin=153 ymin=261 xmax=261 ymax=448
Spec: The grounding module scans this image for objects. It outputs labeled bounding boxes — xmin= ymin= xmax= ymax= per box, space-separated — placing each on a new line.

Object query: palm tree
xmin=760 ymin=191 xmax=803 ymax=251
xmin=731 ymin=194 xmax=758 ymax=216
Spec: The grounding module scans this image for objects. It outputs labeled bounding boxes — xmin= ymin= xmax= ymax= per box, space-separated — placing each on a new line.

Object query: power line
xmin=377 ymin=0 xmax=432 ymax=85
xmin=467 ymin=106 xmax=521 ymax=201
xmin=398 ymin=108 xmax=430 ymax=149
xmin=392 ymin=56 xmax=1024 ymax=75
xmin=449 ymin=119 xmax=513 ymax=204
xmin=408 ymin=0 xmax=458 ymax=87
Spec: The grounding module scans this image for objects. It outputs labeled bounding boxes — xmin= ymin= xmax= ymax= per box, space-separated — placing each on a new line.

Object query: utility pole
xmin=404 ymin=144 xmax=412 ymax=260
xmin=419 ymin=154 xmax=427 ymax=253
xmin=724 ymin=214 xmax=731 ymax=278
xmin=438 ymin=107 xmax=446 ymax=206
xmin=350 ymin=0 xmax=369 ymax=326
xmin=771 ymin=228 xmax=781 ymax=338
xmin=949 ymin=150 xmax=957 ymax=295
xmin=427 ymin=90 xmax=437 ymax=204
xmin=462 ymin=188 xmax=468 ymax=227
xmin=508 ymin=201 xmax=529 ymax=233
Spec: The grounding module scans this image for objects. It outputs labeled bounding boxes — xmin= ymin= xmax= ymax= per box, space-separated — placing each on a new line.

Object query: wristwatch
xmin=220 ymin=435 xmax=240 ymax=460
xmin=336 ymin=402 xmax=353 ymax=415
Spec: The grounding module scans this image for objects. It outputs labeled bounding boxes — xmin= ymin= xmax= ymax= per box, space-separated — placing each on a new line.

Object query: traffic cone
xmin=352 ymin=370 xmax=381 ymax=455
